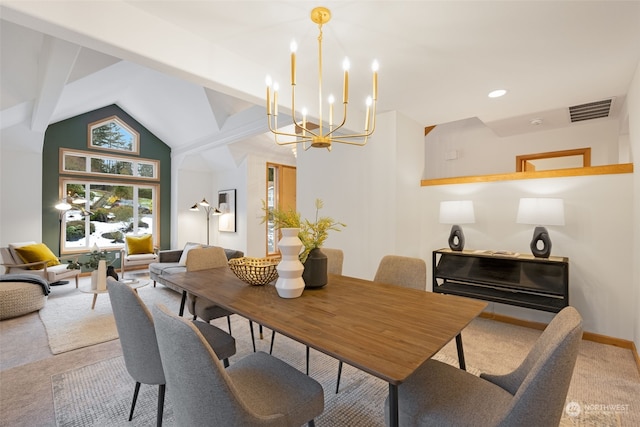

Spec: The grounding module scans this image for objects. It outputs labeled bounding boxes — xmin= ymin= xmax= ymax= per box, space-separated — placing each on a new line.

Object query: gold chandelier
xmin=266 ymin=6 xmax=378 ymax=151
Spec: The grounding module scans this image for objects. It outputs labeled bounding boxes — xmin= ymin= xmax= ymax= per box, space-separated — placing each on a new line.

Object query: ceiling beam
xmin=173 ymin=105 xmax=269 ymax=157
xmin=31 ymin=36 xmax=80 ymax=132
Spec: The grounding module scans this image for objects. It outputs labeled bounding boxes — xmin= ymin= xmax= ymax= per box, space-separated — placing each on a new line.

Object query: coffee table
xmin=80 ymin=279 xmax=149 ymax=309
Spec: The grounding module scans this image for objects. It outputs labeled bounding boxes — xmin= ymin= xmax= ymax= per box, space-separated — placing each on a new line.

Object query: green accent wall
xmin=42 ymin=105 xmax=171 ymax=265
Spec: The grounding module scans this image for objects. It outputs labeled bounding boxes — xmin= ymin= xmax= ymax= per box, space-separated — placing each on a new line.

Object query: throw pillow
xmin=8 ymin=241 xmax=37 ymax=264
xmin=14 ymin=243 xmax=61 ymax=269
xmin=126 ymin=234 xmax=154 ymax=255
xmin=179 ymin=242 xmax=203 ymax=266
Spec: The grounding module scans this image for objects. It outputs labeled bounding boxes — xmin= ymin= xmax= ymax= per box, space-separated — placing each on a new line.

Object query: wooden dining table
xmin=164 ymin=267 xmax=487 ymax=427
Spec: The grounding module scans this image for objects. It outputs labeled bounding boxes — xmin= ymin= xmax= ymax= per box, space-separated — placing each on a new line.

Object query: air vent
xmin=569 ymin=99 xmax=612 ymax=123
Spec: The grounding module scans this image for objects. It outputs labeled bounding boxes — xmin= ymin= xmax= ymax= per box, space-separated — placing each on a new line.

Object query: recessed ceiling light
xmin=488 ymin=89 xmax=507 ymax=98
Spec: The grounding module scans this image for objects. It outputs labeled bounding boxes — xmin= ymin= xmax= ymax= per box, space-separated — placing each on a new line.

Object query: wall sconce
xmin=439 ymin=201 xmax=475 ymax=251
xmin=516 ymin=198 xmax=565 ymax=258
xmin=189 ymin=198 xmax=222 ymax=245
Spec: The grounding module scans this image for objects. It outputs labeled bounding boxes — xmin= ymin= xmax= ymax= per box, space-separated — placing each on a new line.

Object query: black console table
xmin=432 ymin=249 xmax=569 ymax=313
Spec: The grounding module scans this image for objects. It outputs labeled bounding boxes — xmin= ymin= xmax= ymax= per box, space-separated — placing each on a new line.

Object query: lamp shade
xmin=55 ymin=200 xmax=72 ymax=211
xmin=516 ymin=198 xmax=565 ymax=226
xmin=439 ymin=201 xmax=475 ymax=225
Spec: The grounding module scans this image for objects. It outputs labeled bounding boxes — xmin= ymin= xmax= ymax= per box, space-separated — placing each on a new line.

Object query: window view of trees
xmin=90 ymin=118 xmax=138 ymax=153
xmin=62 ymin=181 xmax=156 ymax=252
xmin=91 ymin=158 xmax=134 ymax=175
xmin=62 ymin=149 xmax=158 ymax=180
xmin=64 ymin=154 xmax=86 ymax=172
xmin=59 ymin=116 xmax=159 ymax=253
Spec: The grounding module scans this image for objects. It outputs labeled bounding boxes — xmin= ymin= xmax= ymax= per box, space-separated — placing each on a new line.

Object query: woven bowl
xmin=228 ymin=257 xmax=280 ymax=286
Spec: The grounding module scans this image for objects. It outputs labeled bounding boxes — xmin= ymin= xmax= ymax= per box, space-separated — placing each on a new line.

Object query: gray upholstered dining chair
xmin=373 ymin=254 xmax=426 ymax=290
xmin=152 ymin=303 xmax=325 ymax=427
xmin=336 ymin=254 xmax=426 ymax=392
xmin=323 ymin=247 xmax=345 ymax=276
xmin=384 ymin=306 xmax=583 ymax=426
xmin=186 ymin=246 xmax=261 ymax=351
xmin=107 ymin=277 xmax=236 ymax=426
xmin=269 ymin=248 xmax=344 ymax=375
xmin=186 ymin=246 xmax=234 ymax=329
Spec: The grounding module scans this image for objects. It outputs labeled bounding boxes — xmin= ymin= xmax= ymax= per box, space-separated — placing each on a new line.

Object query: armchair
xmin=0 ymin=241 xmax=80 ymax=287
xmin=120 ymin=234 xmax=158 ymax=278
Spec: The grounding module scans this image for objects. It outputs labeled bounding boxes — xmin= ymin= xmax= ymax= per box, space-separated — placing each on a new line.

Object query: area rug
xmin=52 ymin=313 xmax=469 ymax=427
xmin=52 ymin=323 xmax=623 ymax=427
xmin=39 ymin=283 xmax=180 ymax=354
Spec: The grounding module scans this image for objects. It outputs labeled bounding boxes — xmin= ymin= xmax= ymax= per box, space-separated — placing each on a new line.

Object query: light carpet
xmin=51 ymin=312 xmax=466 ymax=427
xmin=49 ymin=286 xmax=627 ymax=426
xmin=39 ymin=283 xmax=178 ymax=354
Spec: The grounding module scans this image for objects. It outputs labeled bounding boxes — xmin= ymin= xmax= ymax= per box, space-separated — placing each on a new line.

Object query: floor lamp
xmin=190 ymin=198 xmax=222 ymax=245
xmin=54 ymin=199 xmax=72 ymax=286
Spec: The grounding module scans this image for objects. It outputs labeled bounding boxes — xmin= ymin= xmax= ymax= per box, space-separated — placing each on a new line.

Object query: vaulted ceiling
xmin=1 ymin=1 xmax=639 ymax=170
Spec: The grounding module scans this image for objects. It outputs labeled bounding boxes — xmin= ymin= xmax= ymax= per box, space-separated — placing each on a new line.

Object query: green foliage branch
xmin=67 ymin=249 xmax=112 ymax=271
xmin=262 ymin=199 xmax=345 ymax=263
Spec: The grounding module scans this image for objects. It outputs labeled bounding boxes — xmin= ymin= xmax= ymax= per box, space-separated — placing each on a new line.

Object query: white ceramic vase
xmin=91 ymin=260 xmax=107 ymax=291
xmin=275 ymin=228 xmax=305 ymax=298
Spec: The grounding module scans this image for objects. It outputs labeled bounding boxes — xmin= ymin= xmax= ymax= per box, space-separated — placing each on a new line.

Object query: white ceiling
xmin=1 ymin=1 xmax=639 ymax=168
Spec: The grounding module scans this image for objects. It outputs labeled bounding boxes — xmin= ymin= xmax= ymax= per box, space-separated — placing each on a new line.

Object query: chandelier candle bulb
xmin=273 ymin=83 xmax=279 ymax=117
xmin=290 ymin=40 xmax=297 ymax=85
xmin=365 ymin=97 xmax=372 ymax=131
xmin=302 ymin=108 xmax=307 ymax=136
xmin=372 ymin=60 xmax=379 ymax=100
xmin=266 ymin=77 xmax=272 ymax=115
xmin=342 ymin=58 xmax=350 ymax=104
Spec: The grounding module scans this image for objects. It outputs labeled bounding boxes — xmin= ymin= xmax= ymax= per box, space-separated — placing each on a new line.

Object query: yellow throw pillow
xmin=126 ymin=234 xmax=154 ymax=255
xmin=14 ymin=243 xmax=61 ymax=269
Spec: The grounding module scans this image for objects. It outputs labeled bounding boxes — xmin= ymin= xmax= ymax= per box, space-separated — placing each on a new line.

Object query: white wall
xmin=425 ymin=117 xmax=623 ymax=179
xmin=421 ymin=174 xmax=634 ymax=338
xmin=173 ymin=147 xmax=296 ymax=258
xmin=627 ymin=62 xmax=640 ymax=350
xmin=0 ymin=141 xmax=43 ymax=247
xmin=293 ymin=109 xmax=637 ymax=341
xmin=174 ymin=165 xmax=214 ymax=248
xmin=214 ymin=160 xmax=247 ymax=253
xmin=297 ymin=111 xmax=425 ymax=280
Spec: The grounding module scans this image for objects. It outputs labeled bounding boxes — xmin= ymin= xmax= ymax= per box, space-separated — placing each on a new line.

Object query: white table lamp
xmin=440 ymin=200 xmax=475 ymax=251
xmin=516 ymin=197 xmax=564 ymax=258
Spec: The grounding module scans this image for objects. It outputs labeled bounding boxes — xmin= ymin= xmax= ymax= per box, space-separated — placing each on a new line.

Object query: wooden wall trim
xmin=424 ymin=125 xmax=436 ymax=136
xmin=421 ymin=163 xmax=633 ymax=186
xmin=480 ymin=311 xmax=640 ymax=375
xmin=516 ymin=147 xmax=591 ymax=172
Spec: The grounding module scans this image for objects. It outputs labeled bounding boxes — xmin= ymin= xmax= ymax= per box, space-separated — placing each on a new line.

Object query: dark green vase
xmin=302 ymin=248 xmax=328 ymax=288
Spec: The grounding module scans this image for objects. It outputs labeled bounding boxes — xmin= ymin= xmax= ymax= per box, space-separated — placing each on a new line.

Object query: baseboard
xmin=479 ymin=311 xmax=640 ymax=375
xmin=480 ymin=311 xmax=548 ymax=330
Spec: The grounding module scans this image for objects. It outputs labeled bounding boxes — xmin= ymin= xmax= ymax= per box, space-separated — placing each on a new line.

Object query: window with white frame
xmin=60 ymin=180 xmax=158 ymax=253
xmin=61 ymin=149 xmax=158 ymax=180
xmin=88 ymin=115 xmax=140 ymax=154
